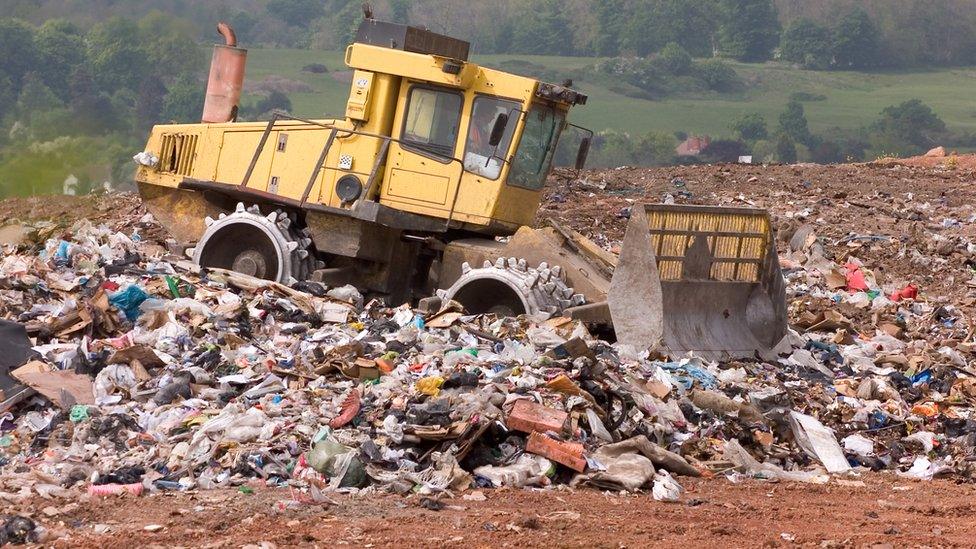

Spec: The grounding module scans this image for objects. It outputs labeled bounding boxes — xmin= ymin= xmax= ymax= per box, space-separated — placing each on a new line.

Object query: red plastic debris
xmin=505 ymin=399 xmax=568 ymax=435
xmin=329 ymin=389 xmax=361 ymax=429
xmin=844 ymin=262 xmax=869 ymax=291
xmin=890 ymin=283 xmax=919 ymax=302
xmin=525 ymin=431 xmax=586 ymax=472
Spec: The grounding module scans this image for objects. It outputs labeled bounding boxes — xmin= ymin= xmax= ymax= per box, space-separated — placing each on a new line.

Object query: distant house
xmin=676 ymin=135 xmax=711 ymax=156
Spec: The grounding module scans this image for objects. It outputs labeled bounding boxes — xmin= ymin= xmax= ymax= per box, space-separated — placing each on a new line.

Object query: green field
xmin=245 ymin=47 xmax=976 ymax=138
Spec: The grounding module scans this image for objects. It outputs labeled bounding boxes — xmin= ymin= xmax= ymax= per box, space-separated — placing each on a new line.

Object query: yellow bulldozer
xmin=134 ymin=18 xmax=787 ymax=360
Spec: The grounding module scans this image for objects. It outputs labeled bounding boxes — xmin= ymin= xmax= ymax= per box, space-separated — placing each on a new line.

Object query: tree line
xmin=0 ymin=13 xmax=208 ymax=195
xmin=10 ymin=0 xmax=976 ymax=68
xmin=577 ymin=96 xmax=955 ymax=170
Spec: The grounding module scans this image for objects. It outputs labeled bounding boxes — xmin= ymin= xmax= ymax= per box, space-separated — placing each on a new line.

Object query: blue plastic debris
xmin=659 ymin=359 xmax=718 ymax=390
xmin=806 ymin=340 xmax=844 ymax=365
xmin=911 ymin=369 xmax=933 ymax=386
xmin=868 ymin=410 xmax=889 ymax=430
xmin=54 ymin=240 xmax=72 ymax=266
xmin=109 ymin=285 xmax=150 ymax=321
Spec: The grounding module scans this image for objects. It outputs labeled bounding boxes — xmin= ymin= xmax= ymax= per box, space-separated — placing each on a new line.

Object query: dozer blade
xmin=608 ymin=204 xmax=787 ymax=361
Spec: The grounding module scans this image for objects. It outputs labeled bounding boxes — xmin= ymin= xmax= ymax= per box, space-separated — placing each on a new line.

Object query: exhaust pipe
xmin=202 ymin=22 xmax=247 ymax=123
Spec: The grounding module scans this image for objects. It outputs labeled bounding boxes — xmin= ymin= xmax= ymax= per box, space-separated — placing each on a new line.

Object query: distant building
xmin=676 ymin=135 xmax=710 ymax=156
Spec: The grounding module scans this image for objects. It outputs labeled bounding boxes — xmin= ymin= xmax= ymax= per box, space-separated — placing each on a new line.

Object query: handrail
xmin=236 ymin=112 xmax=475 ymax=231
xmin=299 ymin=128 xmax=337 ymax=206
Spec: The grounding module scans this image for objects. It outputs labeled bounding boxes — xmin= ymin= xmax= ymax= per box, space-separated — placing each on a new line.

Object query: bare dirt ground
xmin=0 ymin=192 xmax=148 ymax=245
xmin=542 ymin=160 xmax=976 ymax=320
xmin=26 ymin=475 xmax=976 ymax=548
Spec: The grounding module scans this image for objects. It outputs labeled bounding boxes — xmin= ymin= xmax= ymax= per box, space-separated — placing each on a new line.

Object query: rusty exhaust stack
xmin=202 ymin=22 xmax=247 ymax=123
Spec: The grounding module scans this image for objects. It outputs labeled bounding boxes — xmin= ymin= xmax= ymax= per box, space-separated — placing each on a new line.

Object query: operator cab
xmin=346 ymin=19 xmax=589 ymax=233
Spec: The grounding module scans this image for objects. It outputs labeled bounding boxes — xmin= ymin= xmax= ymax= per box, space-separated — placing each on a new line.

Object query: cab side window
xmin=463 ymin=96 xmax=519 ymax=179
xmin=401 ymin=87 xmax=462 ymax=160
xmin=508 ymin=105 xmax=564 ymax=190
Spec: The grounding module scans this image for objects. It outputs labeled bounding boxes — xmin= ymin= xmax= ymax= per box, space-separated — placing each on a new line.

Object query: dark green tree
xmin=589 ymin=130 xmax=637 ymax=168
xmin=136 ymin=76 xmax=167 ymax=132
xmin=701 ymin=139 xmax=749 ymax=163
xmin=592 ymin=0 xmax=625 ymax=56
xmin=255 ymin=90 xmax=293 ymax=115
xmin=511 ymin=0 xmax=575 ymax=56
xmin=872 ymin=99 xmax=945 ymax=152
xmin=15 ymin=73 xmax=63 ymax=119
xmin=779 ymin=18 xmax=832 ymax=69
xmin=716 ymin=0 xmax=780 ymax=62
xmin=0 ymin=18 xmax=38 ymax=88
xmin=833 ymin=9 xmax=881 ymax=69
xmin=230 ymin=11 xmax=259 ymax=38
xmin=778 ymin=100 xmax=813 ymax=146
xmin=317 ymin=1 xmax=364 ymax=51
xmin=66 ymin=64 xmax=119 ymax=135
xmin=68 ymin=66 xmax=96 ymax=107
xmin=658 ymin=43 xmax=693 ymax=74
xmin=635 ymin=131 xmax=678 ymax=165
xmin=138 ymin=12 xmax=206 ymax=82
xmin=775 ymin=133 xmax=797 ymax=163
xmin=622 ymin=0 xmax=716 ymax=57
xmin=731 ymin=113 xmax=768 ymax=141
xmin=266 ymin=0 xmax=325 ymax=27
xmin=695 ymin=59 xmax=741 ymax=92
xmin=810 ymin=140 xmax=844 ymax=164
xmin=161 ymin=76 xmax=205 ymax=123
xmin=0 ymin=72 xmax=16 ymax=120
xmin=34 ymin=20 xmax=86 ymax=101
xmin=87 ymin=17 xmax=148 ymax=93
xmin=658 ymin=0 xmax=718 ymax=58
xmin=71 ymin=94 xmax=121 ymax=135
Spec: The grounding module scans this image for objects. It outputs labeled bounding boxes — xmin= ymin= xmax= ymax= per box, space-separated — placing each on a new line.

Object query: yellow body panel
xmin=136 ymin=37 xmax=579 ymax=234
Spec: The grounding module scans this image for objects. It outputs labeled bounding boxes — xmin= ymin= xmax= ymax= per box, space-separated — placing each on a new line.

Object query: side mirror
xmin=575 ymin=137 xmax=591 ymax=170
xmin=488 ymin=113 xmax=509 ymax=147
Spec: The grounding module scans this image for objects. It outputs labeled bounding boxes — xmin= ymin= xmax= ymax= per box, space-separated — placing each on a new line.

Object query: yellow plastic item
xmin=416 ymin=376 xmax=445 ymax=396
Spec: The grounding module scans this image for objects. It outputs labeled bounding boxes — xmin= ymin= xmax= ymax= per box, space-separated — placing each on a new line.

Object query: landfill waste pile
xmin=2 ymin=161 xmax=976 ymax=541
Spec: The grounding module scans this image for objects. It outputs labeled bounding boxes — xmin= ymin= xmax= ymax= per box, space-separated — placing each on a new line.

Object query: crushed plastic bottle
xmin=473 ymin=454 xmax=554 ymax=488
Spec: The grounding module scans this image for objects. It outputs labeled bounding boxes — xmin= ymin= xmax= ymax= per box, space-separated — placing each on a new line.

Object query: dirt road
xmin=23 ymin=474 xmax=970 ymax=548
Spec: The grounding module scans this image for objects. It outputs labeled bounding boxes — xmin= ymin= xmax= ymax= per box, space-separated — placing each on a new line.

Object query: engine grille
xmin=158 ymin=134 xmax=198 ymax=176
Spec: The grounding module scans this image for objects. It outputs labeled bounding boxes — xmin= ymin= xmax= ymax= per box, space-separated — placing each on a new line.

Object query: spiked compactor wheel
xmin=189 ymin=203 xmax=315 ymax=285
xmin=439 ymin=257 xmax=586 ymax=318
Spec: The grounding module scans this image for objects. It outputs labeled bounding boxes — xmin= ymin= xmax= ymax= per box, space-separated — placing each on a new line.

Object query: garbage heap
xmin=0 ymin=209 xmax=974 ymax=513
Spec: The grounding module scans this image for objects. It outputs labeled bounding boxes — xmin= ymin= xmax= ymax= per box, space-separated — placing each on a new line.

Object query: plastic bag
xmin=651 ymin=471 xmax=683 ymax=502
xmin=307 ymin=438 xmax=367 ymax=488
xmin=109 ymin=286 xmax=150 ymax=321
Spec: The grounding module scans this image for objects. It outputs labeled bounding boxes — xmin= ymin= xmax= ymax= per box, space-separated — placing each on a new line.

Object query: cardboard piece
xmin=109 ymin=345 xmax=166 ymax=369
xmin=426 ymin=311 xmax=463 ymax=329
xmin=0 ymin=224 xmax=27 ymax=246
xmin=11 ymin=361 xmax=95 ymax=410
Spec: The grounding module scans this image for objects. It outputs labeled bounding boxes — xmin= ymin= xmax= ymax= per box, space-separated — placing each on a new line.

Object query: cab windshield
xmin=508 ymin=104 xmax=565 ymax=190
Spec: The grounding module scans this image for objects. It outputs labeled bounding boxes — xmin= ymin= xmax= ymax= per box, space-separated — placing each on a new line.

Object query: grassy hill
xmin=245 ymin=47 xmax=976 ymax=138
